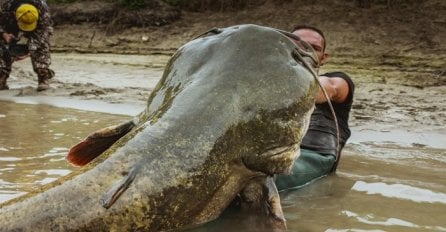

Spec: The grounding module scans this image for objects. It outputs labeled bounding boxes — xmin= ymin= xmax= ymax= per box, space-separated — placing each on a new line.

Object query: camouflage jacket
xmin=0 ymin=0 xmax=53 ymax=37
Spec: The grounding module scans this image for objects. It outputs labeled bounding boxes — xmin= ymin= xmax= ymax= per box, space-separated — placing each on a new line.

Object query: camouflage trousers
xmin=0 ymin=29 xmax=53 ymax=78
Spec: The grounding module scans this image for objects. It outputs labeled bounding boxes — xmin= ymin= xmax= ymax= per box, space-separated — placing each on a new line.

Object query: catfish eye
xmin=299 ymin=41 xmax=313 ymax=53
xmin=291 ymin=49 xmax=303 ymax=64
xmin=292 ymin=49 xmax=319 ymax=71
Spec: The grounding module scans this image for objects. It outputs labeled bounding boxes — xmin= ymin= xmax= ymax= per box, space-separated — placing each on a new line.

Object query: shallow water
xmin=192 ymin=146 xmax=446 ymax=232
xmin=1 ymin=102 xmax=444 ymax=231
xmin=284 ymin=143 xmax=445 ymax=232
xmin=0 ymin=53 xmax=445 ymax=231
xmin=0 ymin=101 xmax=130 ymax=203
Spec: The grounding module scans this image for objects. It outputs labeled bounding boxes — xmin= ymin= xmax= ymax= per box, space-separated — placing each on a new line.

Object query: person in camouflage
xmin=0 ymin=0 xmax=54 ymax=91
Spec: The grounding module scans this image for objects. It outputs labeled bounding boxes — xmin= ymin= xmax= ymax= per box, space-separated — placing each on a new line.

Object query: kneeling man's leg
xmin=275 ymin=149 xmax=335 ymax=191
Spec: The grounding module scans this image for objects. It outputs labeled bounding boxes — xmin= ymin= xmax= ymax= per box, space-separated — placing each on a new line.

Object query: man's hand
xmin=14 ymin=53 xmax=30 ymax=61
xmin=1 ymin=32 xmax=15 ymax=43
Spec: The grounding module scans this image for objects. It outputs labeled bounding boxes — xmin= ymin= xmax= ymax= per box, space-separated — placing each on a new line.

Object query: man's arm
xmin=314 ymin=75 xmax=350 ymax=104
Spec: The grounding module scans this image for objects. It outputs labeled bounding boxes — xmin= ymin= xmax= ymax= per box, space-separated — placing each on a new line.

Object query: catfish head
xmin=65 ymin=24 xmax=319 ymax=231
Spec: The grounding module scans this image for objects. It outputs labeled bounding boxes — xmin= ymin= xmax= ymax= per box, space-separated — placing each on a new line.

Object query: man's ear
xmin=320 ymin=52 xmax=329 ymax=66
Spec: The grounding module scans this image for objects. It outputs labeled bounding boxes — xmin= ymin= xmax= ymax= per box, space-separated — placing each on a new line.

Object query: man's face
xmin=293 ymin=29 xmax=328 ymax=65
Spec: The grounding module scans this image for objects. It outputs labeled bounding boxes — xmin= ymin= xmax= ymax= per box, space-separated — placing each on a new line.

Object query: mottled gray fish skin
xmin=0 ymin=24 xmax=317 ymax=231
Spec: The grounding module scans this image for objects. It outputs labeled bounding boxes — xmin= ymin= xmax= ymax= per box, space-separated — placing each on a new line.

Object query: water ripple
xmin=352 ymin=181 xmax=446 ymax=204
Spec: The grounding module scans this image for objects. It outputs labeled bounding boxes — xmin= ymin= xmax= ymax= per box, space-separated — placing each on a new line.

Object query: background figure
xmin=275 ymin=25 xmax=355 ymax=190
xmin=0 ymin=0 xmax=54 ymax=91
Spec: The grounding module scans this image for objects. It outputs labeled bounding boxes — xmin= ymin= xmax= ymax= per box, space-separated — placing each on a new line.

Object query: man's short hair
xmin=292 ymin=25 xmax=326 ymax=52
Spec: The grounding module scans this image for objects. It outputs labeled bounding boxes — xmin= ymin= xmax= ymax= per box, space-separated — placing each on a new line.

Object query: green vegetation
xmin=120 ymin=0 xmax=150 ymax=9
xmin=46 ymin=0 xmax=260 ymax=11
xmin=46 ymin=0 xmax=148 ymax=8
xmin=46 ymin=0 xmax=425 ymax=11
xmin=161 ymin=0 xmax=260 ymax=11
xmin=162 ymin=0 xmax=180 ymax=6
xmin=46 ymin=0 xmax=79 ymax=3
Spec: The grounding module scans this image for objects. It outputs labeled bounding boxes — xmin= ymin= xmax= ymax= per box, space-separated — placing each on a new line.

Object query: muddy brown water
xmin=0 ymin=101 xmax=130 ymax=203
xmin=0 ymin=53 xmax=445 ymax=231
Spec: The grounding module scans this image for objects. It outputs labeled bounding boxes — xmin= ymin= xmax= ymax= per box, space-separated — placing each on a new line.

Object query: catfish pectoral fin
xmin=102 ymin=167 xmax=138 ymax=209
xmin=240 ymin=176 xmax=287 ymax=229
xmin=66 ymin=120 xmax=136 ymax=167
xmin=268 ymin=192 xmax=286 ymax=223
xmin=264 ymin=176 xmax=287 ymax=227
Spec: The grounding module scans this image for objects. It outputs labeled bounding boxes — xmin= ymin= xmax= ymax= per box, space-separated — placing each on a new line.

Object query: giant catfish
xmin=0 ymin=24 xmax=319 ymax=231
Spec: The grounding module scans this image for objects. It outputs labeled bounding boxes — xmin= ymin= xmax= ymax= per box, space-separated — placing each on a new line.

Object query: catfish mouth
xmin=244 ymin=144 xmax=300 ymax=175
xmin=265 ymin=144 xmax=300 ymax=174
xmin=259 ymin=144 xmax=299 ymax=159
